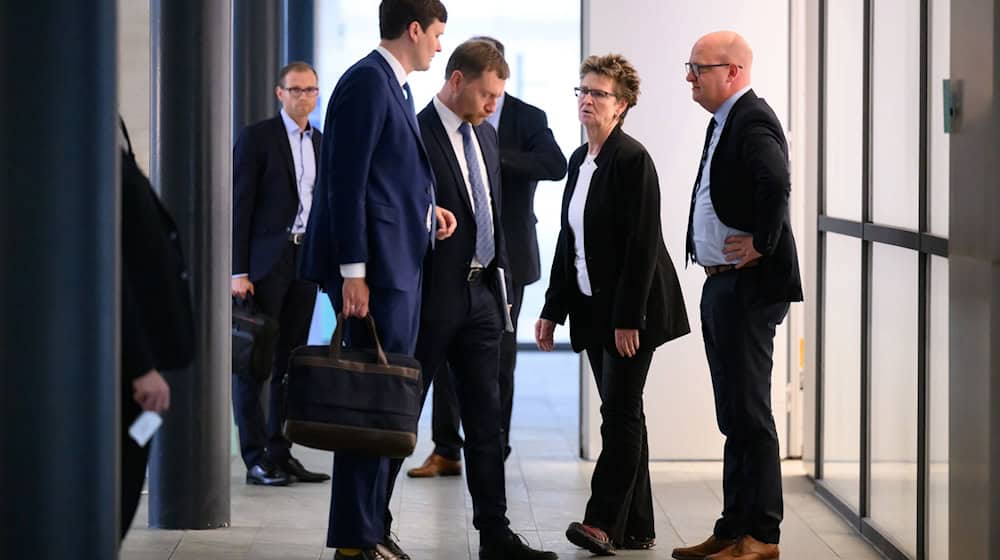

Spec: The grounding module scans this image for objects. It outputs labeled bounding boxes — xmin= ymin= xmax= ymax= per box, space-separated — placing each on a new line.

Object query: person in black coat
xmin=536 ymin=54 xmax=690 ymax=556
xmin=231 ymin=62 xmax=328 ymax=487
xmin=671 ymin=32 xmax=802 ymax=560
xmin=119 ymin=119 xmax=195 ymax=539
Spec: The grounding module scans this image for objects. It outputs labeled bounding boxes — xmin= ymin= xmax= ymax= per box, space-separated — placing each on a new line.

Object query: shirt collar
xmin=279 ymin=108 xmax=311 ymax=136
xmin=376 ymin=45 xmax=408 ymax=87
xmin=432 ymin=94 xmax=466 ymax=135
xmin=713 ymin=85 xmax=752 ymax=127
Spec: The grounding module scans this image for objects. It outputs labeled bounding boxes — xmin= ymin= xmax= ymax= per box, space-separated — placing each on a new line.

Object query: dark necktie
xmin=402 ymin=82 xmax=416 ymax=116
xmin=686 ymin=117 xmax=718 ymax=264
xmin=458 ymin=122 xmax=495 ymax=266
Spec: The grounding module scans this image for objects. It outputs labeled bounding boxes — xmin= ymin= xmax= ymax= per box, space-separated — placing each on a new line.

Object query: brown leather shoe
xmin=672 ymin=535 xmax=738 ymax=560
xmin=405 ymin=453 xmax=462 ymax=478
xmin=706 ymin=536 xmax=779 ymax=560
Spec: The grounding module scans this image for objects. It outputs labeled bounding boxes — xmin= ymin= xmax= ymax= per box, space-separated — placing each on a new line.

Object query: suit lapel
xmin=368 ymin=52 xmax=428 ymax=160
xmin=273 ymin=116 xmax=298 ymax=199
xmin=426 ymin=107 xmax=474 ymax=216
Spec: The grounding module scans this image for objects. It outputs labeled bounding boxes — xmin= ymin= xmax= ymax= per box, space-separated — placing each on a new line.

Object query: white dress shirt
xmin=280 ymin=108 xmax=316 ymax=235
xmin=568 ymin=153 xmax=597 ymax=296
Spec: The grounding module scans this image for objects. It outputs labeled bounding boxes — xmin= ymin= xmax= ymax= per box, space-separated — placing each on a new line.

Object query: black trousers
xmin=431 ymin=281 xmax=525 ymax=460
xmin=120 ymin=399 xmax=150 ymax=540
xmin=387 ymin=279 xmax=509 ymax=536
xmin=582 ymin=342 xmax=655 ymax=544
xmin=700 ymin=271 xmax=788 ymax=544
xmin=232 ymin=242 xmax=317 ymax=469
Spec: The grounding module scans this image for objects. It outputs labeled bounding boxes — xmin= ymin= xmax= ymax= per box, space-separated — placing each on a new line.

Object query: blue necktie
xmin=402 ymin=82 xmax=416 ymax=116
xmin=458 ymin=122 xmax=495 ymax=266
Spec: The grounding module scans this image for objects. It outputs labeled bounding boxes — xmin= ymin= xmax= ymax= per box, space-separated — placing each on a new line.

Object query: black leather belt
xmin=288 ymin=232 xmax=305 ymax=245
xmin=704 ymin=259 xmax=759 ymax=277
xmin=467 ymin=267 xmax=485 ymax=282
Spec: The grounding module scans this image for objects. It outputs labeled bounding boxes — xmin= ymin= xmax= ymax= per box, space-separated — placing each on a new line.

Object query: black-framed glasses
xmin=574 ymin=86 xmax=616 ymax=100
xmin=282 ymin=86 xmax=319 ymax=98
xmin=684 ymin=62 xmax=742 ymax=77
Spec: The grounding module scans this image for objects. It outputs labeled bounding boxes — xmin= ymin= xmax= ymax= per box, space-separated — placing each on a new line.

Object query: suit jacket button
xmin=169 ymin=231 xmax=178 ymax=241
xmin=180 ymin=271 xmax=189 ymax=280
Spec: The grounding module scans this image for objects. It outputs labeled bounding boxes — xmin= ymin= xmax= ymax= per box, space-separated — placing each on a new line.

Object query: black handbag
xmin=231 ymin=294 xmax=279 ymax=382
xmin=283 ymin=314 xmax=422 ymax=458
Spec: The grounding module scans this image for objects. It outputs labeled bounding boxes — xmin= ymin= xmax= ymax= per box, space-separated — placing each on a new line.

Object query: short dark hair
xmin=469 ymin=35 xmax=504 ymax=57
xmin=379 ymin=0 xmax=448 ymax=40
xmin=276 ymin=61 xmax=317 ymax=88
xmin=445 ymin=39 xmax=509 ymax=82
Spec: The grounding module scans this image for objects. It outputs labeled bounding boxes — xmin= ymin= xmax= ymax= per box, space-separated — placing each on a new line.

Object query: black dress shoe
xmin=620 ymin=535 xmax=655 ymax=549
xmin=333 ymin=549 xmax=388 ymax=560
xmin=380 ymin=534 xmax=409 ymax=559
xmin=282 ymin=457 xmax=330 ymax=483
xmin=565 ymin=521 xmax=615 ymax=556
xmin=480 ymin=530 xmax=559 ymax=559
xmin=246 ymin=464 xmax=290 ymax=486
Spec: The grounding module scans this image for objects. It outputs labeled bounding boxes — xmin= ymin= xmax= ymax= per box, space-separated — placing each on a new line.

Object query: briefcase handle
xmin=329 ymin=313 xmax=390 ymax=366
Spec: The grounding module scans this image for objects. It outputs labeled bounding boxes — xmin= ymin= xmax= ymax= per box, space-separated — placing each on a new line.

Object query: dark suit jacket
xmin=120 ymin=134 xmax=195 ymax=384
xmin=541 ymin=126 xmax=690 ymax=353
xmin=685 ymin=89 xmax=803 ymax=304
xmin=301 ymin=51 xmax=435 ymax=294
xmin=233 ymin=114 xmax=321 ymax=282
xmin=495 ymin=95 xmax=567 ymax=286
xmin=418 ymin=101 xmax=509 ymax=322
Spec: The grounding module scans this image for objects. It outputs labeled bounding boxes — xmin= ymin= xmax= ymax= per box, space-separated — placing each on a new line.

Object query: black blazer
xmin=685 ymin=90 xmax=803 ymax=304
xmin=233 ymin=114 xmax=322 ymax=282
xmin=120 ymin=129 xmax=195 ymax=383
xmin=541 ymin=126 xmax=690 ymax=353
xmin=418 ymin=101 xmax=510 ymax=322
xmin=496 ymin=95 xmax=567 ymax=286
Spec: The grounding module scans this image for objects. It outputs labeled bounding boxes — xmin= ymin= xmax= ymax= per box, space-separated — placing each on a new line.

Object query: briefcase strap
xmin=330 ymin=313 xmax=389 ymax=365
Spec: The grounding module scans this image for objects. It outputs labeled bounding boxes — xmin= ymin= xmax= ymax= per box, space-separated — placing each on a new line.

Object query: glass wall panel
xmin=869 ymin=243 xmax=919 ymax=557
xmin=823 ymin=0 xmax=864 ymax=221
xmin=871 ymin=0 xmax=921 ymax=230
xmin=928 ymin=256 xmax=949 ymax=559
xmin=929 ymin=0 xmax=950 ymax=237
xmin=821 ymin=233 xmax=862 ymax=509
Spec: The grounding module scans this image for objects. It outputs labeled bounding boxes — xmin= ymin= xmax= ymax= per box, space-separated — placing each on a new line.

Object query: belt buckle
xmin=467 ymin=267 xmax=483 ymax=282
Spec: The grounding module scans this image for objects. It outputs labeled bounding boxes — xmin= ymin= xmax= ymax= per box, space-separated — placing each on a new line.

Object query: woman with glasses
xmin=535 ymin=53 xmax=690 ymax=555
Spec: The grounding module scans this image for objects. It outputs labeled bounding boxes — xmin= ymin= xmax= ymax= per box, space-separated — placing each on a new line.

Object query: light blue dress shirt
xmin=692 ymin=85 xmax=753 ymax=266
xmin=280 ymin=108 xmax=316 ymax=235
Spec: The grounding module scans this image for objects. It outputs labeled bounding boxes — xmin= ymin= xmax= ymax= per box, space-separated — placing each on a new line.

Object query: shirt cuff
xmin=340 ymin=263 xmax=366 ymax=278
xmin=232 ymin=273 xmax=249 ymax=279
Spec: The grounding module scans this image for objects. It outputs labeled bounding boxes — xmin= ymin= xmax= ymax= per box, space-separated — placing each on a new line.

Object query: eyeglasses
xmin=684 ymin=62 xmax=742 ymax=78
xmin=574 ymin=86 xmax=617 ymax=100
xmin=282 ymin=87 xmax=320 ymax=98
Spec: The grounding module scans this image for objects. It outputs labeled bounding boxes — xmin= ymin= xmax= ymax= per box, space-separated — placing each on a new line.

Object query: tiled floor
xmin=122 ymin=352 xmax=884 ymax=559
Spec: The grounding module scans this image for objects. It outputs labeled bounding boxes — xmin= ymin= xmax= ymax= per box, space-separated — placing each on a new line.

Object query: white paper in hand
xmin=128 ymin=411 xmax=163 ymax=447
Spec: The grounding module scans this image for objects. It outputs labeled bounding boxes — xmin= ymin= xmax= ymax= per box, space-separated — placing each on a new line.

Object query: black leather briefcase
xmin=283 ymin=314 xmax=422 ymax=459
xmin=231 ymin=295 xmax=279 ymax=382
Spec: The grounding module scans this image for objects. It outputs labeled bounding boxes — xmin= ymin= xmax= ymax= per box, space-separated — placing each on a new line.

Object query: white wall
xmin=582 ymin=0 xmax=793 ymax=460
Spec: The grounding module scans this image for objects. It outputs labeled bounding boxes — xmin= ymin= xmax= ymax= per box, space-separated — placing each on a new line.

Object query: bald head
xmin=686 ymin=31 xmax=753 ymax=113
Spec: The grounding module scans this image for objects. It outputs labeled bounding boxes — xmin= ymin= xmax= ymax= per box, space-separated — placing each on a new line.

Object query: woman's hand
xmin=535 ymin=318 xmax=556 ymax=351
xmin=615 ymin=328 xmax=640 ymax=358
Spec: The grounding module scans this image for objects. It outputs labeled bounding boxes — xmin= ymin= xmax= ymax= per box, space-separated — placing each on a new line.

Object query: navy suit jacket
xmin=495 ymin=95 xmax=566 ymax=286
xmin=301 ymin=51 xmax=435 ymax=294
xmin=417 ymin=101 xmax=509 ymax=322
xmin=233 ymin=115 xmax=321 ymax=282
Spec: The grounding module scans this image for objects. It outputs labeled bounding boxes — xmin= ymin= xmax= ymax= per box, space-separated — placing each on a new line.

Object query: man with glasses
xmin=231 ymin=61 xmax=329 ymax=488
xmin=672 ymin=31 xmax=802 ymax=560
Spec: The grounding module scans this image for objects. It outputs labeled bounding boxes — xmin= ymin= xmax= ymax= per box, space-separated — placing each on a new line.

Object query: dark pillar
xmin=0 ymin=1 xmax=119 ymax=557
xmin=949 ymin=0 xmax=1000 ymax=557
xmin=148 ymin=0 xmax=232 ymax=529
xmin=286 ymin=0 xmax=316 ymax=64
xmin=234 ymin=0 xmax=285 ymax=136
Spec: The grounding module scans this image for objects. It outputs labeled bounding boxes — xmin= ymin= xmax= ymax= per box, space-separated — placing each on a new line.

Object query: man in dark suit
xmin=299 ymin=2 xmax=456 ymax=558
xmin=407 ymin=37 xmax=567 ymax=478
xmin=119 ymin=119 xmax=195 ymax=539
xmin=231 ymin=61 xmax=329 ymax=487
xmin=672 ymin=31 xmax=802 ymax=560
xmin=383 ymin=39 xmax=556 ymax=560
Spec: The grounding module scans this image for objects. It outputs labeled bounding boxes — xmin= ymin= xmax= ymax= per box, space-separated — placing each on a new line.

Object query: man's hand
xmin=342 ymin=277 xmax=370 ymax=318
xmin=435 ymin=206 xmax=457 ymax=240
xmin=723 ymin=235 xmax=762 ymax=268
xmin=535 ymin=318 xmax=556 ymax=352
xmin=231 ymin=277 xmax=254 ymax=297
xmin=615 ymin=328 xmax=640 ymax=358
xmin=133 ymin=369 xmax=170 ymax=413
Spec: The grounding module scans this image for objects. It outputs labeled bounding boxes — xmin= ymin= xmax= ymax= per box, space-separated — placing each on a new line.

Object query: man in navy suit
xmin=231 ymin=61 xmax=329 ymax=487
xmin=299 ymin=2 xmax=456 ymax=558
xmin=384 ymin=39 xmax=557 ymax=560
xmin=408 ymin=37 xmax=567 ymax=478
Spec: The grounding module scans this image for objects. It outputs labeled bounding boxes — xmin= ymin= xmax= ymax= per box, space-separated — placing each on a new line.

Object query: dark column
xmin=0 ymin=1 xmax=119 ymax=557
xmin=148 ymin=0 xmax=232 ymax=529
xmin=949 ymin=0 xmax=1000 ymax=557
xmin=234 ymin=0 xmax=285 ymax=136
xmin=286 ymin=0 xmax=316 ymax=64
